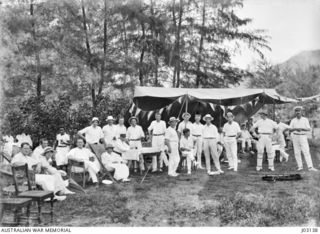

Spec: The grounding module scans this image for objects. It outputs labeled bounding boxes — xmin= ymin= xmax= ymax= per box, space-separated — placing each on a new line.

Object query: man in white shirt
xmin=126 ymin=116 xmax=145 ymax=172
xmin=165 ymin=117 xmax=180 ymax=177
xmin=202 ymin=114 xmax=223 ymax=175
xmin=289 ymin=106 xmax=317 ymax=171
xmin=101 ymin=144 xmax=130 ymax=182
xmin=102 ymin=116 xmax=118 ymax=146
xmin=148 ymin=112 xmax=168 ymax=172
xmin=67 ymin=138 xmax=100 ymax=187
xmin=275 ymin=115 xmax=290 ymax=162
xmin=179 ymin=128 xmax=199 ymax=174
xmin=222 ymin=112 xmax=241 ymax=171
xmin=239 ymin=124 xmax=252 ymax=153
xmin=115 ymin=117 xmax=127 ymax=139
xmin=78 ymin=117 xmax=104 ymax=145
xmin=114 ymin=134 xmax=140 ymax=166
xmin=192 ymin=113 xmax=204 ymax=169
xmin=251 ymin=110 xmax=278 ymax=171
xmin=177 ymin=113 xmax=193 ymax=138
xmin=32 ymin=138 xmax=49 ymax=162
xmin=54 ymin=127 xmax=70 ymax=168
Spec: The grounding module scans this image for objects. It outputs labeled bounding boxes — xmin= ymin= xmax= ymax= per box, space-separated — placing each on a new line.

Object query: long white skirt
xmin=35 ymin=173 xmax=66 ymax=194
xmin=55 ymin=146 xmax=70 ymax=166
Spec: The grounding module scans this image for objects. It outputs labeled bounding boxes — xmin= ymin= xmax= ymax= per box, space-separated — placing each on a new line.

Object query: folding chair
xmin=68 ymin=159 xmax=87 ymax=188
xmin=11 ymin=164 xmax=54 ymax=223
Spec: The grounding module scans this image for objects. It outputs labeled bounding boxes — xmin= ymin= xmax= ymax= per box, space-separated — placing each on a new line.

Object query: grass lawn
xmin=8 ymin=146 xmax=320 ymax=227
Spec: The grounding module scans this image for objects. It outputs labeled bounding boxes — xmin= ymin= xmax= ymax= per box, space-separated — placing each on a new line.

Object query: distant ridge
xmin=277 ymin=50 xmax=320 ymax=70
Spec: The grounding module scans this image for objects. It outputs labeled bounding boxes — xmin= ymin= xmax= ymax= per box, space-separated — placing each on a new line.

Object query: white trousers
xmin=55 ymin=146 xmax=70 ymax=166
xmin=292 ymin=134 xmax=313 ymax=168
xmin=151 ymin=135 xmax=168 ymax=170
xmin=224 ymin=138 xmax=238 ymax=170
xmin=203 ymin=139 xmax=221 ymax=172
xmin=168 ymin=142 xmax=180 ymax=175
xmin=129 ymin=140 xmax=145 ymax=170
xmin=257 ymin=135 xmax=274 ymax=169
xmin=277 ymin=136 xmax=289 ymax=160
xmin=84 ymin=160 xmax=100 ymax=183
xmin=35 ymin=173 xmax=65 ymax=194
xmin=108 ymin=163 xmax=129 ymax=180
xmin=181 ymin=149 xmax=196 ymax=172
xmin=241 ymin=138 xmax=252 ymax=149
xmin=194 ymin=136 xmax=203 ymax=164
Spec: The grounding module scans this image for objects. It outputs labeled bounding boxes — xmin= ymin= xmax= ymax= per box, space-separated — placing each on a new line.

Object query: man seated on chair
xmin=67 ymin=138 xmax=100 ymax=187
xmin=179 ymin=128 xmax=199 ymax=175
xmin=11 ymin=142 xmax=68 ymax=201
xmin=101 ymin=144 xmax=130 ymax=182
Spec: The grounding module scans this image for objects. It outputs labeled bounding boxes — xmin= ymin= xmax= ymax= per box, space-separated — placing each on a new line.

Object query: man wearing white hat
xmin=78 ymin=117 xmax=104 ymax=145
xmin=251 ymin=110 xmax=278 ymax=171
xmin=148 ymin=112 xmax=168 ymax=172
xmin=289 ymin=106 xmax=317 ymax=171
xmin=165 ymin=117 xmax=180 ymax=176
xmin=126 ymin=116 xmax=145 ymax=172
xmin=192 ymin=113 xmax=205 ymax=169
xmin=222 ymin=112 xmax=241 ymax=171
xmin=202 ymin=114 xmax=223 ymax=175
xmin=102 ymin=116 xmax=118 ymax=146
xmin=177 ymin=113 xmax=193 ymax=138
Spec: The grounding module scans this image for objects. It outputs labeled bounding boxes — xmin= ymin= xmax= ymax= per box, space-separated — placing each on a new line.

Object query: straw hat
xmin=91 ymin=117 xmax=99 ymax=123
xmin=41 ymin=147 xmax=55 ymax=156
xmin=203 ymin=114 xmax=214 ymax=121
xmin=128 ymin=116 xmax=138 ymax=124
xmin=106 ymin=116 xmax=115 ymax=121
xmin=226 ymin=112 xmax=234 ymax=117
xmin=293 ymin=106 xmax=304 ymax=111
xmin=168 ymin=117 xmax=179 ymax=124
xmin=182 ymin=112 xmax=191 ymax=119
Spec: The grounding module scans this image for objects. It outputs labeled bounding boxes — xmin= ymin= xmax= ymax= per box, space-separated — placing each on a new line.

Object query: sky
xmin=232 ymin=0 xmax=320 ymax=69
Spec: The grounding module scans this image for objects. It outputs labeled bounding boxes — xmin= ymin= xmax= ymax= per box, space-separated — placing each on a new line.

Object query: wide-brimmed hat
xmin=258 ymin=110 xmax=268 ymax=116
xmin=105 ymin=144 xmax=114 ymax=149
xmin=203 ymin=114 xmax=214 ymax=121
xmin=182 ymin=112 xmax=191 ymax=119
xmin=226 ymin=112 xmax=234 ymax=117
xmin=293 ymin=106 xmax=304 ymax=111
xmin=106 ymin=116 xmax=115 ymax=121
xmin=91 ymin=117 xmax=99 ymax=123
xmin=41 ymin=147 xmax=55 ymax=156
xmin=128 ymin=116 xmax=138 ymax=124
xmin=168 ymin=117 xmax=179 ymax=124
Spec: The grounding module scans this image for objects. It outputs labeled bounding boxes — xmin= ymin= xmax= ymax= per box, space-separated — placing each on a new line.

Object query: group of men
xmin=4 ymin=105 xmax=318 ymax=196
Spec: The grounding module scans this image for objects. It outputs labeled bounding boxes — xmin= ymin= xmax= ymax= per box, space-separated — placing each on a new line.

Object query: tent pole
xmin=185 ymin=94 xmax=188 ymax=114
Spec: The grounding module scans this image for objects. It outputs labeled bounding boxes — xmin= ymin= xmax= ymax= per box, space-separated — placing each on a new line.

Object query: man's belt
xmin=226 ymin=135 xmax=236 ymax=137
xmin=129 ymin=139 xmax=141 ymax=141
xmin=204 ymin=137 xmax=216 ymax=139
xmin=293 ymin=133 xmax=306 ymax=135
xmin=114 ymin=150 xmax=122 ymax=155
xmin=192 ymin=134 xmax=201 ymax=137
xmin=57 ymin=145 xmax=68 ymax=148
xmin=153 ymin=133 xmax=165 ymax=136
xmin=259 ymin=133 xmax=272 ymax=135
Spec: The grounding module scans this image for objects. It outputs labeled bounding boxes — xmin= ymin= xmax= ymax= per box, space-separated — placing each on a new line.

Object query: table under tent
xmin=124 ymin=86 xmax=297 ymax=130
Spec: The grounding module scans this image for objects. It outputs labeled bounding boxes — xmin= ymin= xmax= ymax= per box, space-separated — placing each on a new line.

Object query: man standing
xmin=148 ymin=112 xmax=168 ymax=172
xmin=202 ymin=114 xmax=223 ymax=175
xmin=274 ymin=115 xmax=290 ymax=162
xmin=102 ymin=116 xmax=118 ymax=146
xmin=78 ymin=117 xmax=104 ymax=146
xmin=289 ymin=106 xmax=317 ymax=171
xmin=192 ymin=113 xmax=204 ymax=169
xmin=126 ymin=116 xmax=145 ymax=173
xmin=54 ymin=127 xmax=70 ymax=168
xmin=165 ymin=117 xmax=180 ymax=177
xmin=251 ymin=110 xmax=278 ymax=171
xmin=177 ymin=113 xmax=193 ymax=138
xmin=115 ymin=116 xmax=127 ymax=139
xmin=222 ymin=112 xmax=241 ymax=171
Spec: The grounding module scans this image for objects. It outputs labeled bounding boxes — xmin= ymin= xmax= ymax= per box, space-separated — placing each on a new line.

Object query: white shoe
xmin=63 ymin=188 xmax=75 ymax=195
xmin=228 ymin=167 xmax=234 ymax=170
xmin=169 ymin=174 xmax=178 ymax=177
xmin=218 ymin=169 xmax=224 ymax=174
xmin=233 ymin=169 xmax=238 ymax=172
xmin=238 ymin=160 xmax=241 ymax=163
xmin=54 ymin=195 xmax=66 ymax=201
xmin=122 ymin=178 xmax=131 ymax=182
xmin=187 ymin=171 xmax=191 ymax=175
xmin=64 ymin=180 xmax=69 ymax=187
xmin=208 ymin=171 xmax=220 ymax=175
xmin=308 ymin=167 xmax=318 ymax=172
xmin=198 ymin=166 xmax=205 ymax=170
xmin=256 ymin=168 xmax=262 ymax=172
xmin=297 ymin=167 xmax=303 ymax=171
xmin=269 ymin=168 xmax=275 ymax=172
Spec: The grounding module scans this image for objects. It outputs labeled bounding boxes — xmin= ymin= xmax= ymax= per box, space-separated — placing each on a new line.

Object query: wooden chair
xmin=0 ymin=197 xmax=33 ymax=226
xmin=11 ymin=164 xmax=54 ymax=223
xmin=68 ymin=159 xmax=87 ymax=188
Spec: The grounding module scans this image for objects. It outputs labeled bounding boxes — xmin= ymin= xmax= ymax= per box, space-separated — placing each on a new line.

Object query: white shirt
xmin=102 ymin=124 xmax=118 ymax=143
xmin=290 ymin=117 xmax=311 ymax=134
xmin=252 ymin=118 xmax=277 ymax=134
xmin=222 ymin=121 xmax=241 ymax=137
xmin=56 ymin=133 xmax=70 ymax=147
xmin=180 ymin=136 xmax=195 ymax=150
xmin=192 ymin=122 xmax=204 ymax=136
xmin=126 ymin=125 xmax=145 ymax=140
xmin=276 ymin=122 xmax=291 ymax=133
xmin=38 ymin=157 xmax=59 ymax=175
xmin=115 ymin=125 xmax=127 ymax=139
xmin=114 ymin=139 xmax=130 ymax=153
xmin=32 ymin=145 xmax=45 ymax=162
xmin=101 ymin=152 xmax=124 ymax=168
xmin=241 ymin=130 xmax=251 ymax=139
xmin=148 ymin=120 xmax=166 ymax=135
xmin=177 ymin=121 xmax=193 ymax=134
xmin=11 ymin=152 xmax=38 ymax=170
xmin=202 ymin=124 xmax=219 ymax=138
xmin=79 ymin=125 xmax=103 ymax=144
xmin=67 ymin=147 xmax=95 ymax=162
xmin=165 ymin=127 xmax=179 ymax=143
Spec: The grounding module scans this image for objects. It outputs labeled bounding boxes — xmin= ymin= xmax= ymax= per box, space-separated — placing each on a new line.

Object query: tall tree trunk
xmin=98 ymin=0 xmax=108 ymax=96
xmin=81 ymin=0 xmax=96 ymax=115
xmin=171 ymin=0 xmax=177 ymax=87
xmin=139 ymin=23 xmax=146 ymax=86
xmin=30 ymin=0 xmax=41 ymax=97
xmin=175 ymin=0 xmax=183 ymax=88
xmin=196 ymin=0 xmax=206 ymax=88
xmin=150 ymin=0 xmax=159 ymax=86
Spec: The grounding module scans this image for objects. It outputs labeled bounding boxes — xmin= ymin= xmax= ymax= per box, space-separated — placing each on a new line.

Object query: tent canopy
xmin=133 ymin=86 xmax=297 ymax=111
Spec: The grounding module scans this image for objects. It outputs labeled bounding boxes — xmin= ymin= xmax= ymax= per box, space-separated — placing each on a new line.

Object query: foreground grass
xmin=39 ymin=148 xmax=320 ymax=227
